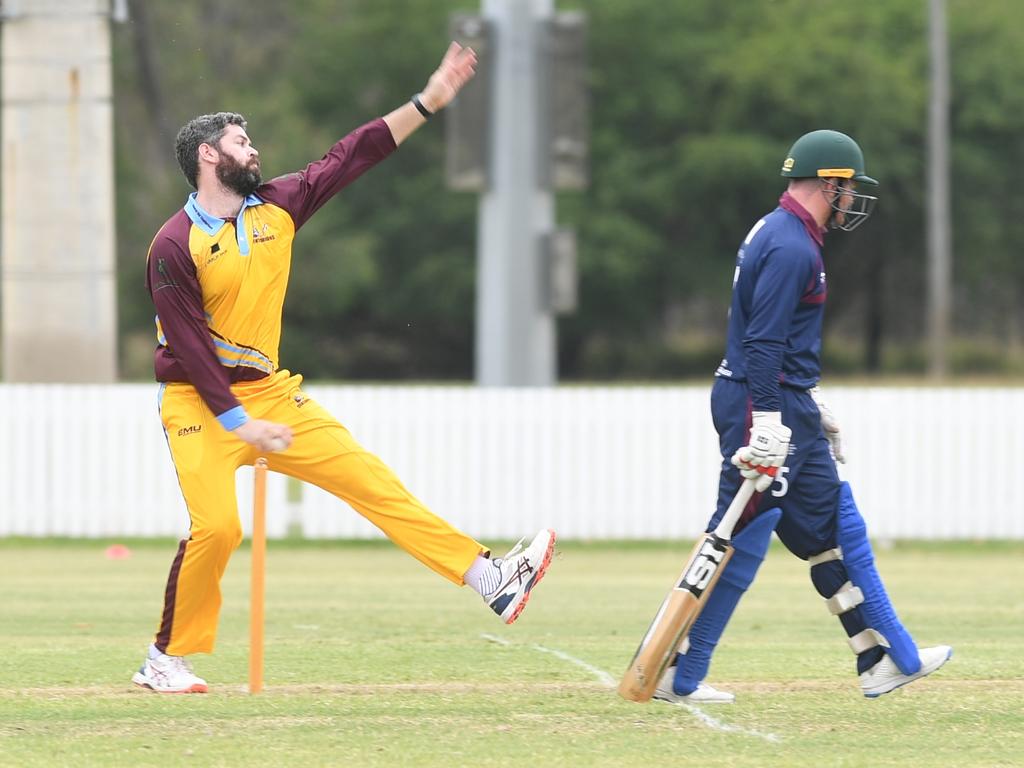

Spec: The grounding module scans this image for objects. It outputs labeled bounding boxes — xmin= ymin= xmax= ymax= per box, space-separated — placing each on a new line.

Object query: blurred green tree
xmin=112 ymin=0 xmax=1024 ymax=382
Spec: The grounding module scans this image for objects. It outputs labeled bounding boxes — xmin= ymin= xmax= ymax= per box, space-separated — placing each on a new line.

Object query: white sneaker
xmin=485 ymin=529 xmax=556 ymax=624
xmin=860 ymin=645 xmax=952 ymax=698
xmin=654 ymin=665 xmax=735 ymax=704
xmin=132 ymin=651 xmax=208 ymax=694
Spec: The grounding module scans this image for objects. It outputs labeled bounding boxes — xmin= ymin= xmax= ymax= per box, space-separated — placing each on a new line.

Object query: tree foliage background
xmin=113 ymin=0 xmax=1024 ymax=382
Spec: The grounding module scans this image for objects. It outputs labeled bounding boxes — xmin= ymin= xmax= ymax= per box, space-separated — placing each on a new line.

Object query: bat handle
xmin=711 ymin=477 xmax=759 ymax=541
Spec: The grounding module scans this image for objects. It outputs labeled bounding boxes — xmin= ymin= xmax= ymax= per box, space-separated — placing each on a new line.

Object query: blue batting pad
xmin=837 ymin=482 xmax=921 ymax=676
xmin=675 ymin=507 xmax=782 ymax=695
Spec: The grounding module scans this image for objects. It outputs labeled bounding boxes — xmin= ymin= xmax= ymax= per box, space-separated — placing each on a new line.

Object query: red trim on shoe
xmin=505 ymin=530 xmax=556 ymax=625
xmin=133 ymin=679 xmax=208 ymax=694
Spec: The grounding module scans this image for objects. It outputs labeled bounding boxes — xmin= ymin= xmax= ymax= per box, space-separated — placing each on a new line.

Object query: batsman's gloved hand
xmin=740 ymin=465 xmax=777 ymax=493
xmin=810 ymin=386 xmax=845 ymax=463
xmin=732 ymin=411 xmax=791 ymax=492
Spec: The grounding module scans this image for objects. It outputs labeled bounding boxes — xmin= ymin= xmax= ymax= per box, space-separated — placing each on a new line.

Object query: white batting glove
xmin=810 ymin=386 xmax=845 ymax=463
xmin=732 ymin=411 xmax=791 ymax=491
xmin=736 ymin=466 xmax=776 ymax=493
xmin=731 ymin=457 xmax=777 ymax=493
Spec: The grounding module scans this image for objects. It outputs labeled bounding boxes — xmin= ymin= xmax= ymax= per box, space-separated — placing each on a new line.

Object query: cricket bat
xmin=618 ymin=476 xmax=763 ymax=702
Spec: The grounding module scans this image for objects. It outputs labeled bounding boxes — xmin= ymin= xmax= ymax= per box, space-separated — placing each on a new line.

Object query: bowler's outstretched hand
xmin=419 ymin=42 xmax=478 ymax=113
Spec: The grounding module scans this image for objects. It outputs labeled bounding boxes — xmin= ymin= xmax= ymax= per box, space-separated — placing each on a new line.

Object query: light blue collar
xmin=184 ymin=192 xmax=264 ymax=256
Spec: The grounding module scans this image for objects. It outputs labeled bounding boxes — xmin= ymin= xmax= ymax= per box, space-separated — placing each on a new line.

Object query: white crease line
xmin=481 ymin=633 xmax=780 ymax=743
xmin=531 ymin=643 xmax=619 ymax=688
xmin=671 ymin=700 xmax=781 ymax=743
xmin=480 ymin=633 xmax=511 ymax=646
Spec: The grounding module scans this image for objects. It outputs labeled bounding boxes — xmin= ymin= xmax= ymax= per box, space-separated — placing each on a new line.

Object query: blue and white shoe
xmin=860 ymin=645 xmax=952 ymax=698
xmin=485 ymin=529 xmax=556 ymax=624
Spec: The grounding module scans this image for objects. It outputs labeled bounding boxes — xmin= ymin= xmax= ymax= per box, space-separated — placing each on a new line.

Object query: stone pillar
xmin=2 ymin=0 xmax=118 ymax=381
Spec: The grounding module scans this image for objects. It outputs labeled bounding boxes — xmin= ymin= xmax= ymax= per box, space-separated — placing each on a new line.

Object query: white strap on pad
xmin=826 ymin=580 xmax=865 ymax=615
xmin=808 ymin=547 xmax=843 ymax=567
xmin=848 ymin=628 xmax=890 ymax=655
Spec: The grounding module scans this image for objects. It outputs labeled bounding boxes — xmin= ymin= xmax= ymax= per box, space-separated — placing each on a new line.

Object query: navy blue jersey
xmin=715 ymin=192 xmax=827 ymax=412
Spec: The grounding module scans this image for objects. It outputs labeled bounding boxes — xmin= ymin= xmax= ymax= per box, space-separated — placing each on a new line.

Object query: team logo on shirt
xmin=177 ymin=424 xmax=202 ymax=437
xmin=252 ymin=223 xmax=276 ymax=244
xmin=152 ymin=258 xmax=179 ymax=291
xmin=206 ymin=243 xmax=223 ymax=266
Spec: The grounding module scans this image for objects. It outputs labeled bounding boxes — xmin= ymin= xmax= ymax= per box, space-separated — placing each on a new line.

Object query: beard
xmin=215 ymin=154 xmax=262 ymax=197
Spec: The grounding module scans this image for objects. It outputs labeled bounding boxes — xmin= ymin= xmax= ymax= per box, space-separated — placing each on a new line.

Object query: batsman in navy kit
xmin=654 ymin=130 xmax=952 ymax=704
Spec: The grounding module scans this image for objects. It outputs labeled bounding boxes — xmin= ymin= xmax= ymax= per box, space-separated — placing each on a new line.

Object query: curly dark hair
xmin=174 ymin=112 xmax=248 ymax=189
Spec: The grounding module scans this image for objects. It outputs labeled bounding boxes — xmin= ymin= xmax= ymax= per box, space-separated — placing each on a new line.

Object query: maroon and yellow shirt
xmin=145 ymin=118 xmax=396 ymax=429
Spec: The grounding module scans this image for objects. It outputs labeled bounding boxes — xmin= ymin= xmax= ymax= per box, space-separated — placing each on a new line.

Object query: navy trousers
xmin=709 ymin=376 xmax=839 ymax=558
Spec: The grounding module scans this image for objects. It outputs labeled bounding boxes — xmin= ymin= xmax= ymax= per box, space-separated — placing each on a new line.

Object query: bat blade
xmin=618 ymin=477 xmax=758 ymax=703
xmin=618 ymin=534 xmax=734 ymax=702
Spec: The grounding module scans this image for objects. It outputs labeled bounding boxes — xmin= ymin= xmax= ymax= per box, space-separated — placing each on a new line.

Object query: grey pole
xmin=926 ymin=0 xmax=952 ymax=379
xmin=476 ymin=0 xmax=555 ymax=386
xmin=1 ymin=0 xmax=118 ymax=382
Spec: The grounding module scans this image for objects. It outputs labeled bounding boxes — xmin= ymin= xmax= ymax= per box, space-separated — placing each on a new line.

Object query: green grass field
xmin=1 ymin=538 xmax=1022 ymax=767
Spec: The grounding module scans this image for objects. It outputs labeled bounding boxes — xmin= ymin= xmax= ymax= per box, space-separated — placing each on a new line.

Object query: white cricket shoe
xmin=485 ymin=529 xmax=557 ymax=624
xmin=654 ymin=665 xmax=735 ymax=704
xmin=132 ymin=651 xmax=208 ymax=694
xmin=860 ymin=645 xmax=952 ymax=698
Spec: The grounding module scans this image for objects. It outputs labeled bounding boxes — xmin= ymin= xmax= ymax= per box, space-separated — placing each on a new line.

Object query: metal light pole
xmin=926 ymin=0 xmax=952 ymax=379
xmin=475 ymin=0 xmax=556 ymax=386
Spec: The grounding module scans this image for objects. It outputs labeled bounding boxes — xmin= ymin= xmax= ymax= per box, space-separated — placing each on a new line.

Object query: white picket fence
xmin=0 ymin=384 xmax=1020 ymax=540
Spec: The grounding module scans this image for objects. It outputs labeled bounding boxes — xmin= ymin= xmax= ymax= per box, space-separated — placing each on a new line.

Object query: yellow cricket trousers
xmin=155 ymin=370 xmax=485 ymax=655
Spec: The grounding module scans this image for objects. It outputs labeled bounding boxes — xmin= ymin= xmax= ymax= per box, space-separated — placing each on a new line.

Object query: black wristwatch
xmin=411 ymin=93 xmax=434 ymax=119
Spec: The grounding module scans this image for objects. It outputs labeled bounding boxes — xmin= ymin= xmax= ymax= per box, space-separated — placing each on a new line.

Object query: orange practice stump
xmin=250 ymin=458 xmax=268 ymax=694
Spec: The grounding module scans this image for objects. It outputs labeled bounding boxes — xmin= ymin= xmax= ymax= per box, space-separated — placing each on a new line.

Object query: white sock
xmin=464 ymin=554 xmax=501 ymax=597
xmin=148 ymin=644 xmax=164 ymax=660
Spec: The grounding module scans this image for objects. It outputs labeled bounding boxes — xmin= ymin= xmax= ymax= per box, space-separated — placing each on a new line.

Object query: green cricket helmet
xmin=781 ymin=129 xmax=878 ymax=231
xmin=781 ymin=129 xmax=877 ymax=185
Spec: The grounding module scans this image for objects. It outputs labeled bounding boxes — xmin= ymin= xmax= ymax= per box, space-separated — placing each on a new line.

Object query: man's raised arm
xmin=383 ymin=42 xmax=477 ymax=145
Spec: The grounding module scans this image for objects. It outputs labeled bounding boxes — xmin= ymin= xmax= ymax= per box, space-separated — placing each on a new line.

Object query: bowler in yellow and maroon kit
xmin=133 ymin=44 xmax=556 ymax=694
